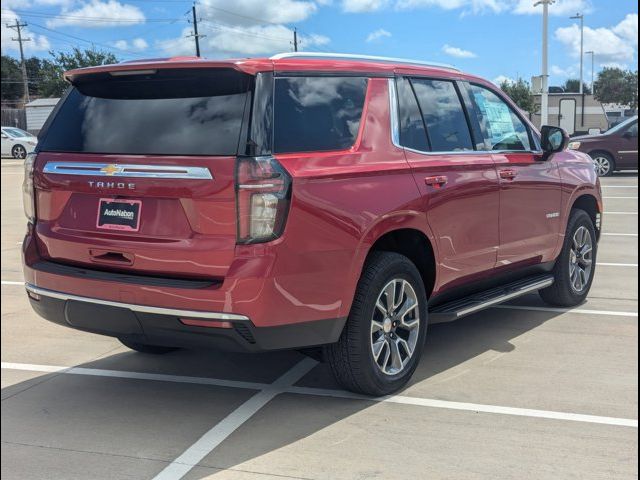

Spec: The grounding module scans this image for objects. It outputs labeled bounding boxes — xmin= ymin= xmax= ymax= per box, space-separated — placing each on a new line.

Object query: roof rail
xmin=270 ymin=52 xmax=461 ymax=72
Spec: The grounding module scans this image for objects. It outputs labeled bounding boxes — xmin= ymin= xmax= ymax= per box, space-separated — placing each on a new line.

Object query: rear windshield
xmin=39 ymin=68 xmax=251 ymax=156
xmin=273 ymin=76 xmax=368 ymax=153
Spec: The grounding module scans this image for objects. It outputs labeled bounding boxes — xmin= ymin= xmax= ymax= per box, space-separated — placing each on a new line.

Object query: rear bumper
xmin=26 ymin=283 xmax=346 ymax=352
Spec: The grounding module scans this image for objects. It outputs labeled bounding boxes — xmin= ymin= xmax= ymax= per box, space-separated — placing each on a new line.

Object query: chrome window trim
xmin=42 ymin=162 xmax=213 ymax=180
xmin=388 ymin=78 xmax=544 ymax=157
xmin=25 ymin=283 xmax=250 ymax=321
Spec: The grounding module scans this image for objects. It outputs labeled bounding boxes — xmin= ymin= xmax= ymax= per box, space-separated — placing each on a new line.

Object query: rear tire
xmin=590 ymin=151 xmax=615 ymax=177
xmin=540 ymin=209 xmax=597 ymax=307
xmin=119 ymin=338 xmax=179 ymax=354
xmin=325 ymin=252 xmax=428 ymax=396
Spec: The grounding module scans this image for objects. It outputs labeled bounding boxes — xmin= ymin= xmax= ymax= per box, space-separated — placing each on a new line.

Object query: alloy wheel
xmin=12 ymin=145 xmax=26 ymax=159
xmin=569 ymin=226 xmax=593 ymax=293
xmin=593 ymin=156 xmax=611 ymax=176
xmin=370 ymin=278 xmax=420 ymax=376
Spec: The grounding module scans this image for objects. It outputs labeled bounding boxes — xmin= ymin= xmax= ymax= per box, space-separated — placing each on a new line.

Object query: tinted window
xmin=39 ymin=69 xmax=251 ymax=156
xmin=469 ymin=84 xmax=532 ymax=151
xmin=625 ymin=121 xmax=637 ymax=137
xmin=397 ymin=77 xmax=429 ymax=151
xmin=411 ymin=79 xmax=473 ymax=152
xmin=273 ymin=77 xmax=368 ymax=153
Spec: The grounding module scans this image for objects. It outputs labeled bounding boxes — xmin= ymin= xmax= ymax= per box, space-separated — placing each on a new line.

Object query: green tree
xmin=1 ymin=55 xmax=23 ymax=104
xmin=500 ymin=78 xmax=537 ymax=114
xmin=562 ymin=78 xmax=591 ymax=94
xmin=594 ymin=67 xmax=638 ymax=109
xmin=38 ymin=48 xmax=118 ymax=97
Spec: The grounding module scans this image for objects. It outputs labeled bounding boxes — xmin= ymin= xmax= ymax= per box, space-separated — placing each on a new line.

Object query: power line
xmin=6 ymin=19 xmax=31 ymax=103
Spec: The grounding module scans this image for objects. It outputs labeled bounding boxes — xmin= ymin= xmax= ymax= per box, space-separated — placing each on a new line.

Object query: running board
xmin=429 ymin=274 xmax=554 ymax=324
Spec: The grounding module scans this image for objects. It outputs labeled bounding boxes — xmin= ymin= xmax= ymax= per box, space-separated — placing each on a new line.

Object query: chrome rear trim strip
xmin=25 ymin=283 xmax=250 ymax=321
xmin=42 ymin=162 xmax=213 ymax=180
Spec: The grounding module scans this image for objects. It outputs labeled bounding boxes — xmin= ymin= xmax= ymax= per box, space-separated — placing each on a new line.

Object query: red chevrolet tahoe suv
xmin=22 ymin=53 xmax=603 ymax=396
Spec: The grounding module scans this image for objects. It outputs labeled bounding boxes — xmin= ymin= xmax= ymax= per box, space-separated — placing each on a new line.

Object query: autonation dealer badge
xmin=97 ymin=198 xmax=142 ymax=232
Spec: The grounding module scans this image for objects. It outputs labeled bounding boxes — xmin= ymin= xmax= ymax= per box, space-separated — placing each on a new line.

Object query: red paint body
xmin=23 ymin=56 xmax=602 ymax=343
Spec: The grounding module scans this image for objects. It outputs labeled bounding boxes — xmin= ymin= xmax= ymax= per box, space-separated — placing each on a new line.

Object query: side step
xmin=429 ymin=274 xmax=554 ymax=324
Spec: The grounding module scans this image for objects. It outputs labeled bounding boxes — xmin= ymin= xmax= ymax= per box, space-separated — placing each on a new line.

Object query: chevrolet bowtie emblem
xmin=101 ymin=164 xmax=122 ymax=176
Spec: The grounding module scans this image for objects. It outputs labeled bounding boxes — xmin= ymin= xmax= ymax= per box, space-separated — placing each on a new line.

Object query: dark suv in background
xmin=569 ymin=115 xmax=638 ymax=176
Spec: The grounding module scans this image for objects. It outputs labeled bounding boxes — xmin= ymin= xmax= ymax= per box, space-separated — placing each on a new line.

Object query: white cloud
xmin=442 ymin=44 xmax=476 ymax=58
xmin=112 ymin=37 xmax=148 ymax=52
xmin=156 ymin=0 xmax=327 ymax=57
xmin=555 ymin=14 xmax=638 ymax=64
xmin=47 ymin=0 xmax=146 ymax=28
xmin=1 ymin=9 xmax=51 ymax=53
xmin=513 ymin=0 xmax=592 ymax=16
xmin=550 ymin=64 xmax=578 ymax=78
xmin=613 ymin=14 xmax=638 ymax=49
xmin=158 ymin=24 xmax=329 ymax=57
xmin=493 ymin=75 xmax=514 ymax=85
xmin=397 ymin=0 xmax=502 ymax=14
xmin=366 ymin=28 xmax=392 ymax=42
xmin=342 ymin=0 xmax=388 ymax=12
xmin=198 ymin=0 xmax=317 ymax=26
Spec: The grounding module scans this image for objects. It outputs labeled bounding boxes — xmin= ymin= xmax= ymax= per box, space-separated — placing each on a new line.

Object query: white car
xmin=1 ymin=127 xmax=38 ymax=159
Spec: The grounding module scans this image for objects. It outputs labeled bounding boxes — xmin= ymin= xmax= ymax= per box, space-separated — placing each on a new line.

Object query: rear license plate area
xmin=97 ymin=198 xmax=141 ymax=232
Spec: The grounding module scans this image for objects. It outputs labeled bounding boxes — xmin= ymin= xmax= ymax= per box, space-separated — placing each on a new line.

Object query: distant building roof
xmin=25 ymin=98 xmax=60 ymax=107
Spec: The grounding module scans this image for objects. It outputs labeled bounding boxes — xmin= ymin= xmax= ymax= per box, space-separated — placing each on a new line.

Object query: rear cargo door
xmin=33 ymin=68 xmax=252 ymax=280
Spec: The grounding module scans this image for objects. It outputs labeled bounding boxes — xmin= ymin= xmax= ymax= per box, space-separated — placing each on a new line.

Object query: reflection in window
xmin=469 ymin=84 xmax=532 ymax=151
xmin=410 ymin=79 xmax=473 ymax=152
xmin=273 ymin=77 xmax=368 ymax=153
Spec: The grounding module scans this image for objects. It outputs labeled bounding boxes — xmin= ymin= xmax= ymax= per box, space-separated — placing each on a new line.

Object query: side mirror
xmin=540 ymin=125 xmax=569 ymax=159
xmin=1 ymin=134 xmax=7 ymax=139
xmin=622 ymin=130 xmax=636 ymax=139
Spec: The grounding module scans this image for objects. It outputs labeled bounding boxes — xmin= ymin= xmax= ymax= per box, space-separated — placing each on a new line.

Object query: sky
xmin=1 ymin=0 xmax=637 ymax=87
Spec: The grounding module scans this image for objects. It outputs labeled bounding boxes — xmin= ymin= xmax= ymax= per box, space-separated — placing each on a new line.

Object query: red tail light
xmin=236 ymin=156 xmax=291 ymax=243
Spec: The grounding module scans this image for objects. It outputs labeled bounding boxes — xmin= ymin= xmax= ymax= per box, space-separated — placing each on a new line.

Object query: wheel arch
xmin=365 ymin=228 xmax=437 ymax=300
xmin=571 ymin=193 xmax=602 ymax=240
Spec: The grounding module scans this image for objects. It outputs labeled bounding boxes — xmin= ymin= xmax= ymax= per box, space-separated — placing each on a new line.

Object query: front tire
xmin=540 ymin=209 xmax=597 ymax=307
xmin=119 ymin=338 xmax=179 ymax=354
xmin=325 ymin=252 xmax=428 ymax=396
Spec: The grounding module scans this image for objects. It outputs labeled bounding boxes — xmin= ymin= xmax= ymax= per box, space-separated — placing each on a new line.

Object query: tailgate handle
xmin=90 ymin=250 xmax=133 ymax=266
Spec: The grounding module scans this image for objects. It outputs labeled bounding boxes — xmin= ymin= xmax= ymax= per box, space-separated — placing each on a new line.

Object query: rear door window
xmin=273 ymin=76 xmax=368 ymax=153
xmin=397 ymin=77 xmax=429 ymax=151
xmin=468 ymin=84 xmax=532 ymax=151
xmin=39 ymin=68 xmax=251 ymax=156
xmin=410 ymin=78 xmax=474 ymax=152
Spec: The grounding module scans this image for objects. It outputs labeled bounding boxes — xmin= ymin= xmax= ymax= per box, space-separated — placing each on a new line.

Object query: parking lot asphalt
xmin=1 ymin=160 xmax=638 ymax=480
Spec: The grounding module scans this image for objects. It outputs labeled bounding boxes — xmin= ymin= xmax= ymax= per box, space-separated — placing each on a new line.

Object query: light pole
xmin=536 ymin=0 xmax=554 ymax=125
xmin=570 ymin=13 xmax=584 ymax=94
xmin=585 ymin=50 xmax=595 ymax=94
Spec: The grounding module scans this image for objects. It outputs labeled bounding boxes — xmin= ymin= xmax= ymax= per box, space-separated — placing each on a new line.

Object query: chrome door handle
xmin=425 ymin=175 xmax=448 ymax=188
xmin=499 ymin=169 xmax=517 ymax=180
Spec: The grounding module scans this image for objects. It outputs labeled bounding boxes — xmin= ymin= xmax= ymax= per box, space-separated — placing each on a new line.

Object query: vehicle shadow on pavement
xmin=1 ymin=301 xmax=563 ymax=479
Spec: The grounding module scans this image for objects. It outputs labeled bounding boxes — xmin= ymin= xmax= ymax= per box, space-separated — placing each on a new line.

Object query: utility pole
xmin=7 ymin=19 xmax=31 ymax=104
xmin=535 ymin=0 xmax=554 ymax=126
xmin=570 ymin=13 xmax=584 ymax=94
xmin=187 ymin=2 xmax=205 ymax=57
xmin=585 ymin=50 xmax=595 ymax=94
xmin=293 ymin=27 xmax=298 ymax=52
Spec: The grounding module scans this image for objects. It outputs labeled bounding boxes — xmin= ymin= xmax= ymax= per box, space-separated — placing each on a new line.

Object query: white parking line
xmin=604 ymin=196 xmax=638 ymax=199
xmin=602 ymin=233 xmax=638 ymax=237
xmin=152 ymin=357 xmax=318 ymax=480
xmin=494 ymin=305 xmax=638 ymax=317
xmin=598 ymin=262 xmax=638 ymax=267
xmin=286 ymin=387 xmax=638 ymax=428
xmin=602 ymin=185 xmax=638 ymax=188
xmin=1 ymin=281 xmax=24 ymax=285
xmin=2 ymin=361 xmax=636 ymax=430
xmin=606 ymin=212 xmax=638 ymax=215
